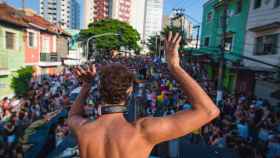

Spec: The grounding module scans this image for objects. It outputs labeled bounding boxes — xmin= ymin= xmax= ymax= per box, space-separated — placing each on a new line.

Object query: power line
xmin=185 ymin=14 xmax=201 ymax=24
xmin=173 ymin=0 xmax=202 ymax=25
xmin=189 ymin=46 xmax=280 ymax=69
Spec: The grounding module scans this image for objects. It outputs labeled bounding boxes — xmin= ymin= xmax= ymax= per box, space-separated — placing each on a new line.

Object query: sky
xmin=5 ymin=0 xmax=205 ymax=26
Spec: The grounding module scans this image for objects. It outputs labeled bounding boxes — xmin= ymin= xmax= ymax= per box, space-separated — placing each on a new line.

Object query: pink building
xmin=23 ymin=9 xmax=70 ymax=75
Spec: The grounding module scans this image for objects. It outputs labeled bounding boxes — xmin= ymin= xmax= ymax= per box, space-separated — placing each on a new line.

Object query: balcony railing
xmin=40 ymin=52 xmax=60 ymax=62
xmin=39 ymin=52 xmax=62 ymax=66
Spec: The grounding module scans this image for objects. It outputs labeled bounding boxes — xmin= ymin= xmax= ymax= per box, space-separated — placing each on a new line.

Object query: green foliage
xmin=146 ymin=35 xmax=160 ymax=53
xmin=11 ymin=66 xmax=33 ymax=96
xmin=146 ymin=26 xmax=187 ymax=53
xmin=80 ymin=19 xmax=141 ymax=55
xmin=161 ymin=26 xmax=187 ymax=50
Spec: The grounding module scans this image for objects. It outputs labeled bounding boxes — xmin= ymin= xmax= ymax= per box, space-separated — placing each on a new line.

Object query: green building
xmin=0 ymin=9 xmax=27 ymax=97
xmin=200 ymin=0 xmax=250 ymax=59
xmin=192 ymin=0 xmax=250 ymax=93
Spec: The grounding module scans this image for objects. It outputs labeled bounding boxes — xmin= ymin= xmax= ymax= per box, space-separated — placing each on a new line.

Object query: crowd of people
xmin=134 ymin=56 xmax=280 ymax=158
xmin=0 ymin=69 xmax=78 ymax=157
xmin=0 ymin=55 xmax=279 ymax=158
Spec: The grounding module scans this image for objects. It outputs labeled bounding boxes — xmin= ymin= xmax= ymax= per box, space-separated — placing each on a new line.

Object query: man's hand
xmin=73 ymin=65 xmax=96 ymax=85
xmin=164 ymin=32 xmax=182 ymax=69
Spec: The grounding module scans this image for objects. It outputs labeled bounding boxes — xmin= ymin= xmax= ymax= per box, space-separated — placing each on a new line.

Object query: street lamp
xmin=86 ymin=32 xmax=120 ymax=60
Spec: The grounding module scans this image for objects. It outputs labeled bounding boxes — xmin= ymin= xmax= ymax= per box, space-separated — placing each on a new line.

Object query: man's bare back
xmin=76 ymin=114 xmax=153 ymax=158
xmin=68 ymin=32 xmax=220 ymax=158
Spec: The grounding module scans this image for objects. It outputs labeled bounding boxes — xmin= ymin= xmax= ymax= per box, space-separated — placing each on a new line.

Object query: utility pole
xmin=155 ymin=34 xmax=158 ymax=57
xmin=193 ymin=25 xmax=200 ymax=48
xmin=171 ymin=8 xmax=185 ymax=31
xmin=216 ymin=0 xmax=228 ymax=105
xmin=22 ymin=0 xmax=25 ymax=9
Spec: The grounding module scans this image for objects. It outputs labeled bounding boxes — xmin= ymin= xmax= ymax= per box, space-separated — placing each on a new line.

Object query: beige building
xmin=83 ymin=0 xmax=94 ymax=28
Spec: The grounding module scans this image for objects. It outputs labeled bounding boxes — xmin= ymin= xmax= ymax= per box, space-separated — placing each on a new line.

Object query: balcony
xmin=39 ymin=52 xmax=61 ymax=67
xmin=0 ymin=54 xmax=9 ymax=76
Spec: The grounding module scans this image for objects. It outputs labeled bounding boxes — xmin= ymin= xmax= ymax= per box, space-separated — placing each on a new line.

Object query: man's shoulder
xmin=134 ymin=116 xmax=161 ymax=131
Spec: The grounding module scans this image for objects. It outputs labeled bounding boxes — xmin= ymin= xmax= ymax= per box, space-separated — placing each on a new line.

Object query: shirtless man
xmin=68 ymin=32 xmax=220 ymax=158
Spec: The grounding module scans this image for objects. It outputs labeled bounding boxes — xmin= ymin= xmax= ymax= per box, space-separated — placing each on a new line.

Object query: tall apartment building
xmin=83 ymin=0 xmax=164 ymax=43
xmin=143 ymin=0 xmax=164 ymax=41
xmin=92 ymin=0 xmax=131 ymax=22
xmin=40 ymin=0 xmax=80 ymax=29
xmin=84 ymin=0 xmax=94 ymax=28
xmin=93 ymin=0 xmax=109 ymax=21
xmin=130 ymin=0 xmax=146 ymax=40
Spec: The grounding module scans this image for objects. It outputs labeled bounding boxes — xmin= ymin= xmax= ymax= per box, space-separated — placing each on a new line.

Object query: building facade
xmin=143 ymin=0 xmax=164 ymax=41
xmin=0 ymin=4 xmax=27 ymax=97
xmin=243 ymin=0 xmax=280 ymax=104
xmin=40 ymin=0 xmax=80 ymax=29
xmin=200 ymin=0 xmax=250 ymax=60
xmin=92 ymin=0 xmax=131 ymax=22
xmin=93 ymin=0 xmax=109 ymax=21
xmin=196 ymin=0 xmax=251 ymax=94
xmin=22 ymin=9 xmax=69 ymax=75
xmin=243 ymin=0 xmax=280 ymax=69
xmin=129 ymin=0 xmax=146 ymax=40
xmin=110 ymin=0 xmax=131 ymax=22
xmin=0 ymin=3 xmax=70 ymax=97
xmin=84 ymin=0 xmax=95 ymax=28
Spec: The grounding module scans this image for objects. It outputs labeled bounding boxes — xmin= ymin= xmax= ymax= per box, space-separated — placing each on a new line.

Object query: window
xmin=5 ymin=32 xmax=16 ymax=50
xmin=204 ymin=37 xmax=210 ymax=47
xmin=28 ymin=32 xmax=36 ymax=48
xmin=236 ymin=0 xmax=242 ymax=14
xmin=275 ymin=0 xmax=280 ymax=7
xmin=225 ymin=36 xmax=233 ymax=51
xmin=207 ymin=12 xmax=212 ymax=22
xmin=42 ymin=37 xmax=50 ymax=52
xmin=255 ymin=34 xmax=278 ymax=55
xmin=254 ymin=0 xmax=262 ymax=9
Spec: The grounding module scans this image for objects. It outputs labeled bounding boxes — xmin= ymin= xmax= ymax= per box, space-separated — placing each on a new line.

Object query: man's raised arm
xmin=67 ymin=65 xmax=96 ymax=133
xmin=137 ymin=32 xmax=220 ymax=145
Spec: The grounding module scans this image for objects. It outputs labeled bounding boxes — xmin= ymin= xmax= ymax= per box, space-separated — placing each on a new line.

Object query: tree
xmin=146 ymin=35 xmax=161 ymax=54
xmin=11 ymin=66 xmax=34 ymax=96
xmin=80 ymin=19 xmax=141 ymax=57
xmin=161 ymin=26 xmax=187 ymax=50
xmin=146 ymin=26 xmax=188 ymax=54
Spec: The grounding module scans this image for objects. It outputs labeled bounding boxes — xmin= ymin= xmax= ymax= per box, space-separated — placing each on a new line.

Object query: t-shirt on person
xmin=237 ymin=123 xmax=249 ymax=139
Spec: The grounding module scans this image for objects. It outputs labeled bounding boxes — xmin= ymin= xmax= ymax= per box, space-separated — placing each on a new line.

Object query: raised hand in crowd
xmin=164 ymin=31 xmax=182 ymax=69
xmin=72 ymin=65 xmax=97 ymax=86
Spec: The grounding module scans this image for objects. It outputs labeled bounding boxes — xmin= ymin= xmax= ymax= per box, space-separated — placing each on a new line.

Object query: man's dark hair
xmin=99 ymin=64 xmax=135 ymax=105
